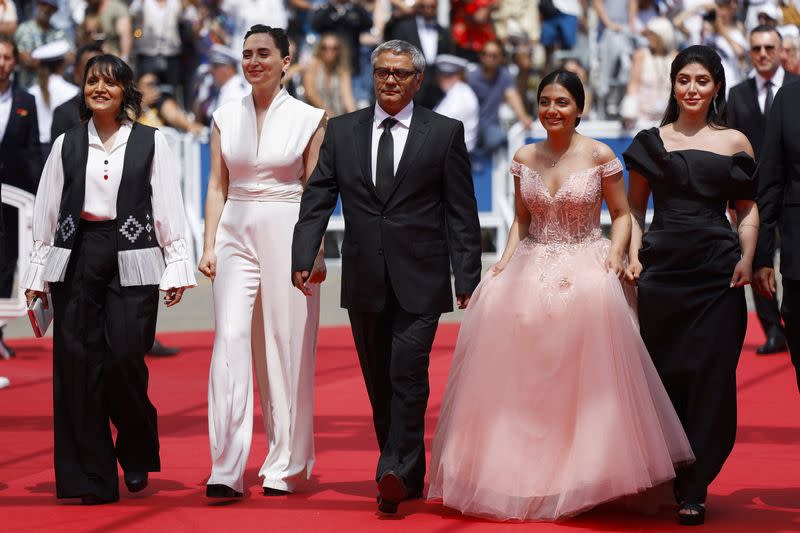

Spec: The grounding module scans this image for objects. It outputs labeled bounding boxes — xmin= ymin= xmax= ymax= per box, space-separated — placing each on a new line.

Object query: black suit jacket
xmin=292 ymin=105 xmax=482 ymax=314
xmin=51 ymin=94 xmax=82 ymax=142
xmin=727 ymin=73 xmax=800 ymax=159
xmin=0 ymin=87 xmax=42 ymax=194
xmin=755 ymin=80 xmax=800 ymax=278
xmin=384 ymin=16 xmax=454 ymax=109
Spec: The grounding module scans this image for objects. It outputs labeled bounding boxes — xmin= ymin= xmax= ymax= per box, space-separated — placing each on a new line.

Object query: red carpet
xmin=1 ymin=316 xmax=798 ymax=532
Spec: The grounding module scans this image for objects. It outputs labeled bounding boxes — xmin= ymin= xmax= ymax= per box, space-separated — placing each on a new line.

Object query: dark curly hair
xmin=661 ymin=45 xmax=727 ymax=128
xmin=78 ymin=54 xmax=142 ymax=123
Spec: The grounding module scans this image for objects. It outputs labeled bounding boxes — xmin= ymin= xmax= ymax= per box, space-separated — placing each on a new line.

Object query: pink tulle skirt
xmin=427 ymin=236 xmax=695 ymax=521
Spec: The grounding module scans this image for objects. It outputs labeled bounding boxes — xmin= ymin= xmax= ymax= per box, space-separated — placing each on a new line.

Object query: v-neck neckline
xmin=248 ymin=88 xmax=288 ymax=160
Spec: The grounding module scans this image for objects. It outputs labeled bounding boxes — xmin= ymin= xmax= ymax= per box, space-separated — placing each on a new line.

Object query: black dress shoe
xmin=757 ymin=336 xmax=788 ymax=355
xmin=377 ymin=471 xmax=407 ymax=514
xmin=0 ymin=338 xmax=15 ymax=360
xmin=206 ymin=484 xmax=243 ymax=498
xmin=263 ymin=487 xmax=291 ymax=496
xmin=376 ymin=487 xmax=422 ymax=502
xmin=147 ymin=339 xmax=180 ymax=357
xmin=81 ymin=494 xmax=119 ymax=505
xmin=124 ymin=471 xmax=148 ymax=493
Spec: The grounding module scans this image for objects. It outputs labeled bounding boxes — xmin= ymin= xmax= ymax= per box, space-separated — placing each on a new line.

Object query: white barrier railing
xmin=0 ymin=185 xmax=35 ymax=326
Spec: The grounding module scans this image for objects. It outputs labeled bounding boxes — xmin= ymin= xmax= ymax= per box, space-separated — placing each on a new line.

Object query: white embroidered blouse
xmin=24 ymin=119 xmax=197 ymax=292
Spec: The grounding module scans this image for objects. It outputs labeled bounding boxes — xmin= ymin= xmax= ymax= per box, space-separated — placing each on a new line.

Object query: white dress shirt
xmin=756 ymin=67 xmax=786 ymax=113
xmin=28 ymin=74 xmax=80 ymax=143
xmin=371 ymin=101 xmax=413 ymax=185
xmin=25 ymin=119 xmax=197 ymax=291
xmin=434 ymin=80 xmax=479 ymax=152
xmin=416 ymin=16 xmax=439 ymax=63
xmin=0 ymin=86 xmax=13 ymax=142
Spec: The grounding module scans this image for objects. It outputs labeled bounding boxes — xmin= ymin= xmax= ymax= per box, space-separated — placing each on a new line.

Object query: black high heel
xmin=678 ymin=502 xmax=706 ymax=526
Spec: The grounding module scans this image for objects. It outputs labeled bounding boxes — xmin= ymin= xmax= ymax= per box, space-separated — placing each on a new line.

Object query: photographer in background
xmin=675 ymin=0 xmax=748 ymax=90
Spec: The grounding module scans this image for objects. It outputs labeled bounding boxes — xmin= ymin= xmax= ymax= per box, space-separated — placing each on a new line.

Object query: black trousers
xmin=0 ymin=203 xmax=18 ymax=300
xmin=50 ymin=221 xmax=160 ymax=500
xmin=779 ymin=278 xmax=800 ymax=392
xmin=347 ymin=284 xmax=440 ymax=493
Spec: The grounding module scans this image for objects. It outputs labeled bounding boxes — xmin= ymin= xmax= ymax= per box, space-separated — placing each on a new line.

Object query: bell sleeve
xmin=22 ymin=134 xmax=68 ymax=292
xmin=151 ymin=130 xmax=197 ymax=291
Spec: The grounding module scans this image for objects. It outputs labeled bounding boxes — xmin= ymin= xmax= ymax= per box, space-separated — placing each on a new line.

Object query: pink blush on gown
xmin=426 ymin=158 xmax=695 ymax=521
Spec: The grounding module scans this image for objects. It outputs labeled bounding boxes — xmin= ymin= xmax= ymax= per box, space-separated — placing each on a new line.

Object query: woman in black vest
xmin=23 ymin=55 xmax=197 ymax=505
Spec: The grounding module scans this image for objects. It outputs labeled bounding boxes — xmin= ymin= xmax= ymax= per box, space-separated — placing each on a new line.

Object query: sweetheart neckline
xmin=511 ymin=159 xmax=619 ymax=199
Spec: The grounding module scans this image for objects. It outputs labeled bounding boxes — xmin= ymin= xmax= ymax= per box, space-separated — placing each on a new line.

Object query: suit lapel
xmin=385 ymin=107 xmax=430 ymax=202
xmin=1 ymin=90 xmax=23 ymax=146
xmin=746 ymin=78 xmax=765 ymax=127
xmin=355 ymin=107 xmax=382 ymax=202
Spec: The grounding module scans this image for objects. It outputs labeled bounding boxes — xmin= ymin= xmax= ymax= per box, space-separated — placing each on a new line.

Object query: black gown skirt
xmin=623 ymin=128 xmax=756 ymax=504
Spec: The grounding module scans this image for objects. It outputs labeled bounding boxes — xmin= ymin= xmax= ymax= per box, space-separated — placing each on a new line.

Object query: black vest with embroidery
xmin=55 ymin=122 xmax=158 ymax=250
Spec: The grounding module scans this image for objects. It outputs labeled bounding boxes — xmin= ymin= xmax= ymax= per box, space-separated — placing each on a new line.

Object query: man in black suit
xmin=383 ymin=0 xmax=454 ymax=109
xmin=754 ymin=79 xmax=800 ymax=391
xmin=727 ymin=25 xmax=798 ymax=355
xmin=0 ymin=35 xmax=42 ymax=359
xmin=292 ymin=40 xmax=481 ymax=514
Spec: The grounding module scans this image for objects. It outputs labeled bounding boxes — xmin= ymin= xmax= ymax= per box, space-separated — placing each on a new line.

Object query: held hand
xmin=198 ymin=251 xmax=217 ymax=280
xmin=490 ymin=260 xmax=508 ymax=276
xmin=605 ymin=253 xmax=625 ymax=279
xmin=625 ymin=257 xmax=643 ymax=286
xmin=292 ymin=270 xmax=313 ymax=296
xmin=163 ymin=287 xmax=186 ymax=307
xmin=308 ymin=253 xmax=327 ymax=284
xmin=730 ymin=258 xmax=752 ymax=288
xmin=754 ymin=267 xmax=777 ymax=298
xmin=25 ymin=289 xmax=48 ymax=309
xmin=457 ymin=294 xmax=471 ymax=309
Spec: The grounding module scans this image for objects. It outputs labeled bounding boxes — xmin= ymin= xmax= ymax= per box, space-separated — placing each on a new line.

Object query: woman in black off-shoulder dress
xmin=623 ymin=46 xmax=759 ymax=526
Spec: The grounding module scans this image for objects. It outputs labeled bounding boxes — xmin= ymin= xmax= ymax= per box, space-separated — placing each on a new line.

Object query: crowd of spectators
xmin=0 ymin=0 xmax=797 ymax=154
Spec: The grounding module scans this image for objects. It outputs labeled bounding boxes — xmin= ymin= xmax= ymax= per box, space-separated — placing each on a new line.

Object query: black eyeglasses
xmin=751 ymin=44 xmax=777 ymax=53
xmin=373 ymin=67 xmax=418 ymax=81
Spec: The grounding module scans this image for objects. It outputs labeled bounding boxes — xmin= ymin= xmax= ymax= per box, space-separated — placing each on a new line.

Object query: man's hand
xmin=754 ymin=266 xmax=777 ymax=298
xmin=456 ymin=294 xmax=471 ymax=309
xmin=293 ymin=270 xmax=313 ymax=296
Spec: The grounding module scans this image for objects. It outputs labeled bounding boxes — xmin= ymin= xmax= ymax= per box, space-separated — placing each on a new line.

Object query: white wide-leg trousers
xmin=207 ymin=199 xmax=319 ymax=493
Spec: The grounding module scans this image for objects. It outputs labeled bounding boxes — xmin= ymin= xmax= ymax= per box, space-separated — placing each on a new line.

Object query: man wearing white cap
xmin=14 ymin=0 xmax=72 ymax=88
xmin=433 ymin=54 xmax=479 ymax=152
xmin=194 ymin=44 xmax=249 ymax=126
xmin=27 ymin=39 xmax=78 ymax=154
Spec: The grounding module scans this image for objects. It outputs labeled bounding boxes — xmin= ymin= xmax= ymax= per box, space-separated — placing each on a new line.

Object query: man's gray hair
xmin=371 ymin=40 xmax=426 ymax=73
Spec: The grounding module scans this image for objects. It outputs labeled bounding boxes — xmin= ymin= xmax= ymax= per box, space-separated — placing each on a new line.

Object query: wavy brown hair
xmin=78 ymin=54 xmax=143 ymax=123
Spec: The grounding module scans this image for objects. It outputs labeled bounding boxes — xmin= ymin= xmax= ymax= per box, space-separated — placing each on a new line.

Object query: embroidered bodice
xmin=510 ymin=158 xmax=623 ymax=247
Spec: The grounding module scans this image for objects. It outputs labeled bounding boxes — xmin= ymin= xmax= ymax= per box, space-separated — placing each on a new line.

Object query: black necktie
xmin=764 ymin=80 xmax=774 ymax=116
xmin=376 ymin=117 xmax=397 ymax=200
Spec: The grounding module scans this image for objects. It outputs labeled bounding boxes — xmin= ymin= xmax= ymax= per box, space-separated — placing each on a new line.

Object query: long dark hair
xmin=537 ymin=69 xmax=586 ymax=126
xmin=78 ymin=54 xmax=142 ymax=123
xmin=661 ymin=45 xmax=727 ymax=128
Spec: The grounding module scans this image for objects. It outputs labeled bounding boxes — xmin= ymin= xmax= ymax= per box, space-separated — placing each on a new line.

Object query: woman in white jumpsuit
xmin=199 ymin=24 xmax=326 ymax=498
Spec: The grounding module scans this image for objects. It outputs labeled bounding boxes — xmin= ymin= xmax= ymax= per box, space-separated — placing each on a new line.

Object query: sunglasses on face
xmin=373 ymin=67 xmax=417 ymax=81
xmin=321 ymin=45 xmax=340 ymax=51
xmin=751 ymin=44 xmax=777 ymax=53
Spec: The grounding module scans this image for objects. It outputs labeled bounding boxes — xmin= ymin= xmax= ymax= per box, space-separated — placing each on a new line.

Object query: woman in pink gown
xmin=427 ymin=70 xmax=695 ymax=521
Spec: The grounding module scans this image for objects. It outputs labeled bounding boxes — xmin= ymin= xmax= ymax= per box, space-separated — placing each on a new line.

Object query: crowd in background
xmin=0 ymin=0 xmax=797 ymax=156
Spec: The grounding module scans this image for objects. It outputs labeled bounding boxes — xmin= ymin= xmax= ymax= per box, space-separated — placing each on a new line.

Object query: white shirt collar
xmin=756 ymin=67 xmax=785 ymax=90
xmin=0 ymin=85 xmax=11 ymax=102
xmin=374 ymin=100 xmax=414 ymax=130
xmin=87 ymin=118 xmax=133 ymax=153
